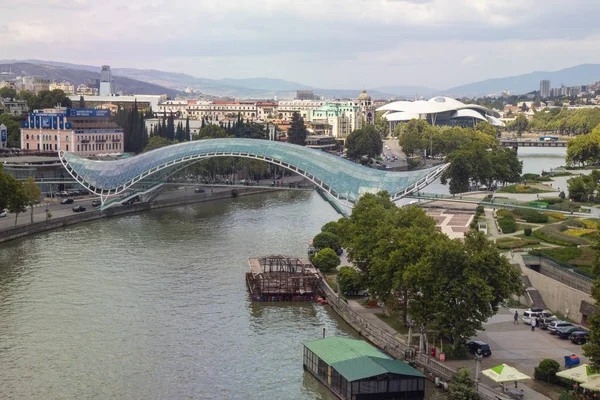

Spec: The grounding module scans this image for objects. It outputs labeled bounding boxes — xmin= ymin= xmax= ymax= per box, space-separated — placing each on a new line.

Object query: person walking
xmin=531 ymin=317 xmax=537 ymax=332
xmin=514 ymin=311 xmax=519 ymax=324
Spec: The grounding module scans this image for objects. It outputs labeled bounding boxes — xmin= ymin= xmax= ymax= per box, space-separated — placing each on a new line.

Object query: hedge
xmin=498 ymin=216 xmax=516 ymax=234
xmin=513 ymin=208 xmax=549 ymax=223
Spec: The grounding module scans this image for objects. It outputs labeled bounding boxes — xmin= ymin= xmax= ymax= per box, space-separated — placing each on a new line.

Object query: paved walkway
xmin=346 ymin=299 xmax=399 ymax=336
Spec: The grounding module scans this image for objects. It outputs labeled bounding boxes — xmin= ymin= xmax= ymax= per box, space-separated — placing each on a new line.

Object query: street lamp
xmin=474 ymin=349 xmax=483 ymax=392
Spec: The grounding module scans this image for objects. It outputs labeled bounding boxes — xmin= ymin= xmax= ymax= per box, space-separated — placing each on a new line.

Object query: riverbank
xmin=0 ymin=187 xmax=275 ymax=244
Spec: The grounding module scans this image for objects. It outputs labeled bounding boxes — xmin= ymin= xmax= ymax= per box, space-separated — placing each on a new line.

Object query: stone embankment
xmin=0 ymin=188 xmax=273 ymax=244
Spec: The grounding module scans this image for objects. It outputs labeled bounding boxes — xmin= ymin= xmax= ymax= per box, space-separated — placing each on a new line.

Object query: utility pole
xmin=474 ymin=349 xmax=483 ymax=392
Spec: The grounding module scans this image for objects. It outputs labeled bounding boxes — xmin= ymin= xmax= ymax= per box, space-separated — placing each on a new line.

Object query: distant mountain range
xmin=0 ymin=61 xmax=183 ymax=98
xmin=1 ymin=59 xmax=600 ymax=100
xmin=443 ymin=64 xmax=600 ymax=97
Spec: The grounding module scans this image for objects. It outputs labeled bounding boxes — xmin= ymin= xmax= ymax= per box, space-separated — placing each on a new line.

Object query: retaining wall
xmin=0 ymin=188 xmax=273 ymax=244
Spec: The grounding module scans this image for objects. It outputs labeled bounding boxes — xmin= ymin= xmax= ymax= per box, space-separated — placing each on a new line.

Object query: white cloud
xmin=2 ymin=0 xmax=600 ymax=89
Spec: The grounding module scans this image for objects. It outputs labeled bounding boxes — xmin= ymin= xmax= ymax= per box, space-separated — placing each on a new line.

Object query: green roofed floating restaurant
xmin=303 ymin=337 xmax=425 ymax=400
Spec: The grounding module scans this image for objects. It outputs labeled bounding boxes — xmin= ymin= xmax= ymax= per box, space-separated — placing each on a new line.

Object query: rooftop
xmin=303 ymin=337 xmax=424 ymax=382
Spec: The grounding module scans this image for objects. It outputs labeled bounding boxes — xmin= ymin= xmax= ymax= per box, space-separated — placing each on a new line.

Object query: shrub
xmin=559 ymin=191 xmax=566 ymax=199
xmin=231 ymin=189 xmax=239 ymax=197
xmin=530 ymin=247 xmax=582 ymax=264
xmin=563 ymin=218 xmax=585 ymax=228
xmin=534 ymin=359 xmax=561 ymax=383
xmin=496 ymin=238 xmax=539 ymax=249
xmin=524 ymin=228 xmax=532 ymax=236
xmin=338 ymin=266 xmax=365 ymax=295
xmin=574 ymin=266 xmax=595 ymax=279
xmin=581 ymin=219 xmax=599 ymax=229
xmin=313 ymin=231 xmax=341 ymax=251
xmin=449 ymin=367 xmax=479 ymax=400
xmin=476 ymin=205 xmax=484 ymax=214
xmin=540 ymin=197 xmax=564 ymax=205
xmin=564 ymin=229 xmax=596 ymax=237
xmin=533 ymin=225 xmax=588 ymax=246
xmin=543 ymin=211 xmax=567 ymax=221
xmin=312 ymin=248 xmax=340 ymax=273
xmin=513 ymin=208 xmax=549 ymax=223
xmin=496 ymin=209 xmax=513 ymax=218
xmin=498 ymin=216 xmax=516 ymax=234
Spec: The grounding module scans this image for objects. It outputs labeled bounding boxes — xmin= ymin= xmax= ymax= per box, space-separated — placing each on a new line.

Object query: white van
xmin=522 ymin=308 xmax=554 ymax=324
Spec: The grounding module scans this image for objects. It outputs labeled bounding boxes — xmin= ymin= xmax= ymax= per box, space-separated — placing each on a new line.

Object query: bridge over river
xmin=500 ymin=139 xmax=567 ymax=148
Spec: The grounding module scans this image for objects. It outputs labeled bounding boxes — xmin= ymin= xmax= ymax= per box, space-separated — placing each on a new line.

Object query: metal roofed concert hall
xmin=59 ymin=138 xmax=448 ymax=207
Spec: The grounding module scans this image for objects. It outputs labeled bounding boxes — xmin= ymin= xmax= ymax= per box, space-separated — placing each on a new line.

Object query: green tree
xmin=27 ymin=89 xmax=72 ymax=110
xmin=491 ymin=148 xmax=523 ymax=185
xmin=197 ymin=124 xmax=229 ymax=139
xmin=166 ymin=114 xmax=175 ymax=141
xmin=23 ymin=177 xmax=41 ymax=223
xmin=568 ymin=176 xmax=591 ymax=202
xmin=449 ymin=368 xmax=479 ymax=400
xmin=0 ymin=87 xmax=17 ymax=99
xmin=312 ymin=231 xmax=341 ymax=251
xmin=236 ymin=122 xmax=267 ymax=139
xmin=7 ymin=180 xmax=27 ymax=226
xmin=395 ymin=119 xmax=430 ymax=157
xmin=345 ymin=125 xmax=383 ymax=161
xmin=511 ymin=114 xmax=529 ymax=136
xmin=288 ymin=111 xmax=307 ymax=145
xmin=144 ymin=136 xmax=173 ymax=152
xmin=312 ymin=248 xmax=340 ymax=273
xmin=474 ymin=121 xmax=497 ymax=137
xmin=0 ymin=114 xmax=22 ymax=148
xmin=404 ymin=231 xmax=522 ymax=349
xmin=441 ymin=150 xmax=473 ymax=194
xmin=338 ymin=266 xmax=365 ymax=295
xmin=583 ymin=237 xmax=600 ymax=369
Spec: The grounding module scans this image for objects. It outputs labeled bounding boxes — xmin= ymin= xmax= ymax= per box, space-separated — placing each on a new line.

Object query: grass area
xmin=533 ymin=224 xmax=590 ymax=246
xmin=324 ymin=273 xmax=338 ymax=292
xmin=498 ymin=184 xmax=554 ymax=194
xmin=496 ymin=237 xmax=540 ymax=249
xmin=517 ymin=223 xmax=539 ymax=231
xmin=375 ymin=313 xmax=409 ymax=334
xmin=530 ymin=247 xmax=583 ymax=263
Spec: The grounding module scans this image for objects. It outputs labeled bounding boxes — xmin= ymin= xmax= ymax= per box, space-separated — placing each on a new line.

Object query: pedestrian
xmin=514 ymin=310 xmax=519 ymax=324
xmin=531 ymin=317 xmax=536 ymax=332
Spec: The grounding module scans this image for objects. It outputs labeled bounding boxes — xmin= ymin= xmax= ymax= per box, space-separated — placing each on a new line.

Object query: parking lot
xmin=445 ymin=308 xmax=588 ymax=399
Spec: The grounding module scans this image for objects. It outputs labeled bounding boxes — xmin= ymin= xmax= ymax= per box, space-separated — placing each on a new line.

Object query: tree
xmin=511 ymin=114 xmax=529 ymax=136
xmin=185 ymin=117 xmax=190 ymax=140
xmin=7 ymin=180 xmax=27 ymax=226
xmin=312 ymin=231 xmax=341 ymax=251
xmin=404 ymin=231 xmax=522 ymax=349
xmin=441 ymin=150 xmax=473 ymax=194
xmin=166 ymin=114 xmax=175 ymax=141
xmin=345 ymin=125 xmax=383 ymax=161
xmin=395 ymin=119 xmax=430 ymax=157
xmin=0 ymin=114 xmax=22 ymax=148
xmin=583 ymin=237 xmax=600 ymax=369
xmin=0 ymin=87 xmax=17 ymax=99
xmin=144 ymin=136 xmax=173 ymax=152
xmin=312 ymin=248 xmax=340 ymax=273
xmin=197 ymin=124 xmax=229 ymax=140
xmin=288 ymin=111 xmax=307 ymax=145
xmin=27 ymin=89 xmax=72 ymax=110
xmin=237 ymin=122 xmax=268 ymax=139
xmin=338 ymin=267 xmax=365 ymax=295
xmin=449 ymin=368 xmax=479 ymax=400
xmin=22 ymin=177 xmax=41 ymax=223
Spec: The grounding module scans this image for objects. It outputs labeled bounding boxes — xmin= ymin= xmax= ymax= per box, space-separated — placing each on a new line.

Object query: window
xmin=66 ymin=144 xmax=68 ymax=151
xmin=37 ymin=143 xmax=40 ymax=150
xmin=54 ymin=135 xmax=57 ymax=140
xmin=55 ymin=144 xmax=57 ymax=150
xmin=26 ymin=143 xmax=29 ymax=150
xmin=66 ymin=136 xmax=69 ymax=141
xmin=26 ymin=134 xmax=29 ymax=140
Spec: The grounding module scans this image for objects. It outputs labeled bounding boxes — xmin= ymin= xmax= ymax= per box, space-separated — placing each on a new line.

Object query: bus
xmin=540 ymin=136 xmax=559 ymax=142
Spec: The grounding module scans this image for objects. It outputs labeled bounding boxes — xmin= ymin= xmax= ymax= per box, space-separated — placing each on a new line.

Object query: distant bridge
xmin=500 ymin=140 xmax=567 ymax=148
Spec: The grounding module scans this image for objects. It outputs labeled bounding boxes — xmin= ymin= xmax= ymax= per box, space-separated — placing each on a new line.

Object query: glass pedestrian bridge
xmin=59 ymin=139 xmax=448 ymax=206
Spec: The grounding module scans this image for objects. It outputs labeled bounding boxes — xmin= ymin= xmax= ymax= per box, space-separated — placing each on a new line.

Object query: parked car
xmin=570 ymin=331 xmax=590 ymax=345
xmin=72 ymin=206 xmax=86 ymax=212
xmin=548 ymin=321 xmax=574 ymax=334
xmin=523 ymin=308 xmax=554 ymax=324
xmin=557 ymin=326 xmax=583 ymax=339
xmin=467 ymin=341 xmax=492 ymax=357
xmin=91 ymin=200 xmax=102 ymax=207
xmin=194 ymin=188 xmax=205 ymax=193
xmin=539 ymin=317 xmax=558 ymax=330
xmin=0 ymin=210 xmax=6 ymax=218
xmin=60 ymin=198 xmax=74 ymax=204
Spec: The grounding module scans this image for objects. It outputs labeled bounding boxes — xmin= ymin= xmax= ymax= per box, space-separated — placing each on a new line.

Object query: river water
xmin=0 ymin=191 xmax=447 ymax=400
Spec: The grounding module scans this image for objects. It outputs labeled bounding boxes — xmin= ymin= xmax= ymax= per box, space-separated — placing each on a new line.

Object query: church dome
xmin=357 ymin=90 xmax=371 ymax=101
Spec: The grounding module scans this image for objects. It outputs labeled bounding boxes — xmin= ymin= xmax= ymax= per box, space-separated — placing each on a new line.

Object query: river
xmin=0 ymin=191 xmax=447 ymax=400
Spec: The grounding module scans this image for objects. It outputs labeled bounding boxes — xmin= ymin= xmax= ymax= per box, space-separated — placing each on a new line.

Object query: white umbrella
xmin=557 ymin=364 xmax=598 ymax=384
xmin=482 ymin=364 xmax=531 ymax=383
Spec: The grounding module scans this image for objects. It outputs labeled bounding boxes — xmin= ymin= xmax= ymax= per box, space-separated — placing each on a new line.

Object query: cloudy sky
xmin=2 ymin=0 xmax=600 ymax=89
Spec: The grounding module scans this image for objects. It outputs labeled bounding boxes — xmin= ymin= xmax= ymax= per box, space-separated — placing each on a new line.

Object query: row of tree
xmin=528 ymin=107 xmax=600 ymax=135
xmin=0 ymin=87 xmax=72 ymax=110
xmin=319 ymin=192 xmax=523 ymax=355
xmin=394 ymin=120 xmax=522 ymax=193
xmin=0 ymin=168 xmax=40 ymax=225
xmin=566 ymin=123 xmax=600 ymax=166
xmin=113 ymin=101 xmax=149 ymax=154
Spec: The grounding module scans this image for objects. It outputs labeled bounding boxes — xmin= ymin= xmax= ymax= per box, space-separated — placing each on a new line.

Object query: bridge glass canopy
xmin=60 ymin=139 xmax=446 ymax=201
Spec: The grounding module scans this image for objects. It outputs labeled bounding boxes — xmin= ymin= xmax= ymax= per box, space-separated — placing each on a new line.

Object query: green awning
xmin=332 ymin=356 xmax=425 ymax=382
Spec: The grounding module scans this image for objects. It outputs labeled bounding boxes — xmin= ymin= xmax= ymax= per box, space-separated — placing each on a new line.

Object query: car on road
xmin=466 ymin=341 xmax=492 ymax=357
xmin=522 ymin=308 xmax=554 ymax=324
xmin=548 ymin=321 xmax=573 ymax=334
xmin=539 ymin=317 xmax=558 ymax=330
xmin=194 ymin=188 xmax=205 ymax=193
xmin=72 ymin=206 xmax=86 ymax=212
xmin=570 ymin=331 xmax=590 ymax=345
xmin=91 ymin=200 xmax=102 ymax=207
xmin=0 ymin=210 xmax=6 ymax=217
xmin=60 ymin=198 xmax=74 ymax=204
xmin=556 ymin=325 xmax=583 ymax=339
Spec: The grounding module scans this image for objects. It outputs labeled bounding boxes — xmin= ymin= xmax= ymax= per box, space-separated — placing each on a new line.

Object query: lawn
xmin=498 ymin=184 xmax=554 ymax=194
xmin=375 ymin=313 xmax=409 ymax=334
xmin=496 ymin=237 xmax=540 ymax=249
xmin=533 ymin=224 xmax=591 ymax=246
